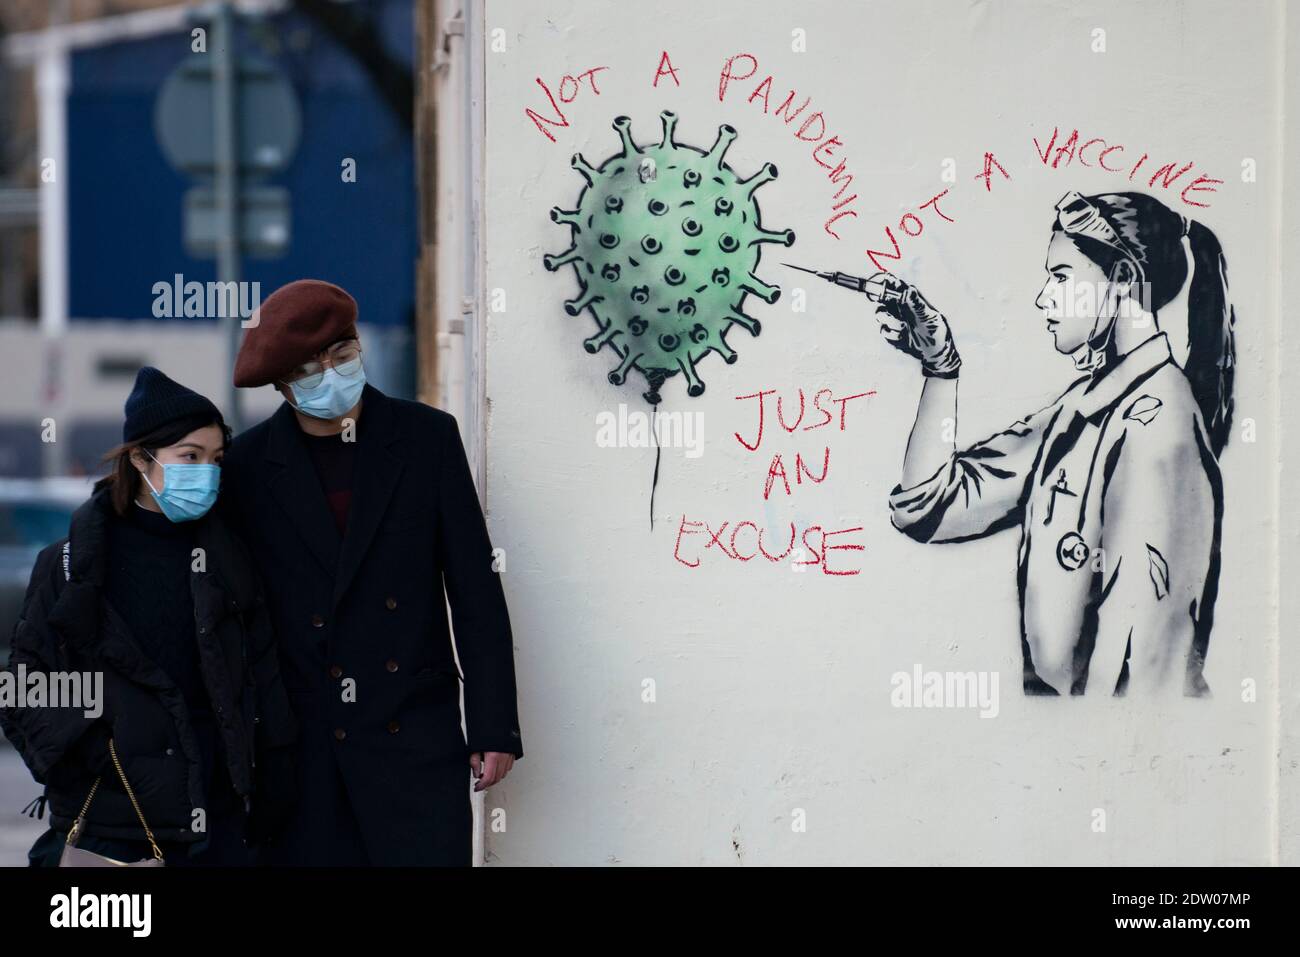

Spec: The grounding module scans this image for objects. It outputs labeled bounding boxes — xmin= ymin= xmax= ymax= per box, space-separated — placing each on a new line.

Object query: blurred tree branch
xmin=293 ymin=0 xmax=413 ymax=130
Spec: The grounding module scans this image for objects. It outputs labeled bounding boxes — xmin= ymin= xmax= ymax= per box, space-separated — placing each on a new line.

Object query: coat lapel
xmin=332 ymin=384 xmax=404 ymax=608
xmin=264 ymin=401 xmax=342 ymax=576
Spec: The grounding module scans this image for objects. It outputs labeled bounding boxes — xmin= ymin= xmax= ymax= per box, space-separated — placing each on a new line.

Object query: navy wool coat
xmin=221 ymin=384 xmax=522 ymax=865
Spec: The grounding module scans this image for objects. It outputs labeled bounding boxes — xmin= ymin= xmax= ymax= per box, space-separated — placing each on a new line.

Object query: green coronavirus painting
xmin=545 ymin=111 xmax=795 ymax=404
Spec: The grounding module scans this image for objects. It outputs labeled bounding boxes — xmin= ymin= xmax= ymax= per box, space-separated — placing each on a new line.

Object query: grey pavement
xmin=0 ymin=743 xmax=46 ymax=867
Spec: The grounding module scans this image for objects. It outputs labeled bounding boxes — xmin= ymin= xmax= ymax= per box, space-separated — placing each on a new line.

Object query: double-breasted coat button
xmin=311 ymin=614 xmax=325 ymax=628
xmin=329 ymin=665 xmax=343 ymax=679
xmin=385 ymin=597 xmax=397 ymax=610
xmin=387 ymin=720 xmax=400 ymax=734
xmin=333 ymin=728 xmax=347 ymax=741
xmin=385 ymin=659 xmax=399 ymax=673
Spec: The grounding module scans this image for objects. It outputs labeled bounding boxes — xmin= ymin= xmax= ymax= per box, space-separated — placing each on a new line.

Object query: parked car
xmin=0 ymin=478 xmax=92 ymax=669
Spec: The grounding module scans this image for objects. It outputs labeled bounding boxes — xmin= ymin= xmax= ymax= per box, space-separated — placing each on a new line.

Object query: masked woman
xmin=1 ymin=367 xmax=297 ymax=866
xmin=875 ymin=190 xmax=1234 ymax=698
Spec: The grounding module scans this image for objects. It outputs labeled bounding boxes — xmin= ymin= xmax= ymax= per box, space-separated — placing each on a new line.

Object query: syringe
xmin=782 ymin=262 xmax=903 ymax=303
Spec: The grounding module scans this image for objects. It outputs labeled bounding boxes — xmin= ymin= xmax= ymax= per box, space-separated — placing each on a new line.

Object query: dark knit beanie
xmin=123 ymin=367 xmax=224 ymax=443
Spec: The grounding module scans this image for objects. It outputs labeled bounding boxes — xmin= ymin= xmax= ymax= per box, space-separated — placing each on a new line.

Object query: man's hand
xmin=470 ymin=751 xmax=515 ymax=792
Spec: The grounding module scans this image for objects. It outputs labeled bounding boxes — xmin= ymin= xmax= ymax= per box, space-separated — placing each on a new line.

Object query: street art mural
xmin=492 ymin=2 xmax=1278 ymax=867
xmin=537 ymin=61 xmax=1239 ymax=698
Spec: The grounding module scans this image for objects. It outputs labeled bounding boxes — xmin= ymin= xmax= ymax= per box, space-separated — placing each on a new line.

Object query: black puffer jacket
xmin=0 ymin=486 xmax=298 ymax=846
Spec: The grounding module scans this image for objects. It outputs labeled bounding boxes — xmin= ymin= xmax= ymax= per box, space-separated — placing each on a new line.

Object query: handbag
xmin=59 ymin=738 xmax=165 ymax=867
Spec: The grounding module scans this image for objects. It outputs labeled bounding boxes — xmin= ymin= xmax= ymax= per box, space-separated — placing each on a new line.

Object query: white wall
xmin=480 ymin=0 xmax=1288 ymax=864
xmin=1276 ymin=0 xmax=1300 ymax=869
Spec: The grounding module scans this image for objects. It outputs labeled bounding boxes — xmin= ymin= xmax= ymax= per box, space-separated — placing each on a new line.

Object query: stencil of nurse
xmin=875 ymin=191 xmax=1236 ymax=698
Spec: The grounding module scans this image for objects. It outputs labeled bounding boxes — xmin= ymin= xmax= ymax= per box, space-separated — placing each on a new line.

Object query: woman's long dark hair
xmin=94 ymin=415 xmax=231 ymax=516
xmin=1052 ymin=192 xmax=1236 ymax=457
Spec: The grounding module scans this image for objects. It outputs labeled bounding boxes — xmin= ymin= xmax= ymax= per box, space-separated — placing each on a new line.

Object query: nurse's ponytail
xmin=1184 ymin=219 xmax=1236 ymax=458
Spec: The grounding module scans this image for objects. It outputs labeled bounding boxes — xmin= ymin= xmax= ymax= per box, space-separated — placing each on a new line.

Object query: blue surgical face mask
xmin=140 ymin=450 xmax=221 ymax=522
xmin=287 ymin=362 xmax=367 ymax=420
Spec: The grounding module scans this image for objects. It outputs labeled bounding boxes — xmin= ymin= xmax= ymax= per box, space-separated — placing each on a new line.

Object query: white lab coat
xmin=889 ymin=333 xmax=1222 ymax=696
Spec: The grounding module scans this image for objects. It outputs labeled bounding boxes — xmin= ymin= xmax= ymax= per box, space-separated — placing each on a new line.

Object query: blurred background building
xmin=0 ymin=0 xmax=418 ymax=481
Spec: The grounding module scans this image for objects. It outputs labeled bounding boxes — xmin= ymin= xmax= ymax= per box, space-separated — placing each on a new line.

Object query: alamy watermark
xmin=0 ymin=665 xmax=103 ymax=718
xmin=50 ymin=887 xmax=151 ymax=937
xmin=890 ymin=664 xmax=999 ymax=718
xmin=595 ymin=403 xmax=703 ymax=458
xmin=151 ymin=274 xmax=261 ymax=326
xmin=1045 ymin=276 xmax=1155 ymax=323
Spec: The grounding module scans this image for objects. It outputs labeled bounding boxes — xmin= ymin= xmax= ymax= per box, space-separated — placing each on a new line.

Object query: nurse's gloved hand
xmin=870 ymin=273 xmax=962 ymax=379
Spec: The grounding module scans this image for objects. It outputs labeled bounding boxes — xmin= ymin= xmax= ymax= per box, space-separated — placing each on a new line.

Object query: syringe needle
xmin=782 ymin=262 xmax=821 ymax=276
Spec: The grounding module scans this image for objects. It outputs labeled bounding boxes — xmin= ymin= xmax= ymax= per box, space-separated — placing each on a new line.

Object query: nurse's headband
xmin=1054 ymin=190 xmax=1149 ymax=283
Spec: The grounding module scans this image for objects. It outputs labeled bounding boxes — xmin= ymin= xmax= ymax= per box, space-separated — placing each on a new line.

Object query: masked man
xmin=222 ymin=279 xmax=522 ymax=866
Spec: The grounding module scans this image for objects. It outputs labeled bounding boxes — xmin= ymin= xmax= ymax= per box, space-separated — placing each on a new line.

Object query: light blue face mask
xmin=287 ymin=361 xmax=367 ymax=420
xmin=140 ymin=450 xmax=220 ymax=523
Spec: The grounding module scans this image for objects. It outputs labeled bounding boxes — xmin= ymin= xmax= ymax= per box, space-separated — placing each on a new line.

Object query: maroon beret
xmin=233 ymin=279 xmax=358 ymax=387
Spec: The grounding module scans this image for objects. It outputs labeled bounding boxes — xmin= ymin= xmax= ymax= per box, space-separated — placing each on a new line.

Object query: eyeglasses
xmin=1054 ymin=191 xmax=1145 ymax=283
xmin=282 ymin=339 xmax=363 ymax=389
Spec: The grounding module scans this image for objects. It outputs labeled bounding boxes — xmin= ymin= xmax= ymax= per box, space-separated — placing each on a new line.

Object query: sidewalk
xmin=0 ymin=745 xmax=45 ymax=867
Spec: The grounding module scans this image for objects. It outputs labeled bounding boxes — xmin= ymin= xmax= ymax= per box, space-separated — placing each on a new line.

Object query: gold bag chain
xmin=66 ymin=738 xmax=165 ymax=863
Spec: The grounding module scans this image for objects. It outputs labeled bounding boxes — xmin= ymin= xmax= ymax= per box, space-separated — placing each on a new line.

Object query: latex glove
xmin=870 ymin=272 xmax=962 ymax=378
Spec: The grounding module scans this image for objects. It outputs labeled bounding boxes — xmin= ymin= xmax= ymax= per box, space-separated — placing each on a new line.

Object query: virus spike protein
xmin=545 ymin=111 xmax=795 ymax=404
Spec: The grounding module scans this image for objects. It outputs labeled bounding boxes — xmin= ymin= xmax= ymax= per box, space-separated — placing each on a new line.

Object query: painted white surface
xmin=1275 ymin=0 xmax=1299 ymax=869
xmin=481 ymin=0 xmax=1285 ymax=864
